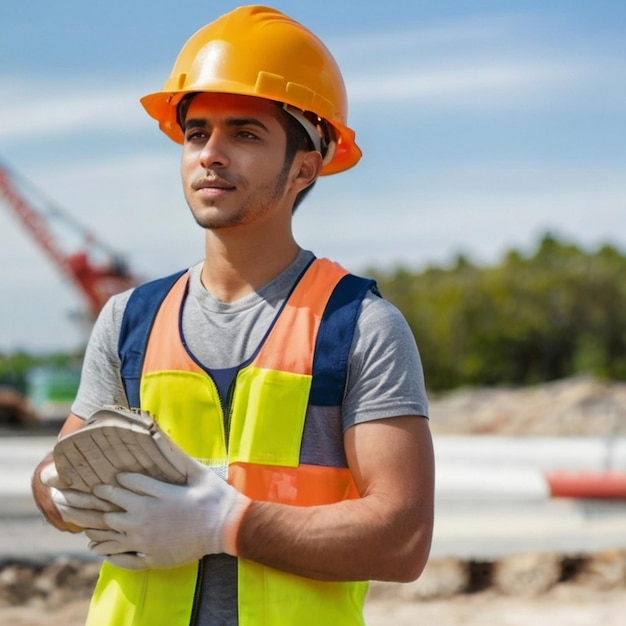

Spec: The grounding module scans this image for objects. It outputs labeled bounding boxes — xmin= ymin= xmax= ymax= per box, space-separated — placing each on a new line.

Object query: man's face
xmin=180 ymin=92 xmax=292 ymax=231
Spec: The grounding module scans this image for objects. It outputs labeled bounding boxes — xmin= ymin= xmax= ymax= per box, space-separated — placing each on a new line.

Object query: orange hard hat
xmin=140 ymin=5 xmax=361 ymax=175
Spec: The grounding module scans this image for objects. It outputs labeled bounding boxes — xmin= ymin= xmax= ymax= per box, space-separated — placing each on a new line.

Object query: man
xmin=31 ymin=6 xmax=434 ymax=625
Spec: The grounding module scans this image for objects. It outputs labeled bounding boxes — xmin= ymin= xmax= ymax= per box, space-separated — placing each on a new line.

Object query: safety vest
xmin=85 ymin=257 xmax=377 ymax=626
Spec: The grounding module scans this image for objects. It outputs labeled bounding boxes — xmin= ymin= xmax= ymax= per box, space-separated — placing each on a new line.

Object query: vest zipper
xmin=189 ymin=378 xmax=236 ymax=625
xmin=222 ymin=379 xmax=236 ymax=454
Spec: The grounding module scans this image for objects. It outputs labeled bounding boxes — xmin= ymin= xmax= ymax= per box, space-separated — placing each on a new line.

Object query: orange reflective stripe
xmin=229 ymin=461 xmax=359 ymax=505
xmin=254 ymin=259 xmax=348 ymax=373
xmin=142 ymin=273 xmax=205 ymax=375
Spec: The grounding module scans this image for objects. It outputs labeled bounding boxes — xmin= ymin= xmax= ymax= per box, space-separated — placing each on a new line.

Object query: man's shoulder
xmin=358 ymin=289 xmax=404 ymax=324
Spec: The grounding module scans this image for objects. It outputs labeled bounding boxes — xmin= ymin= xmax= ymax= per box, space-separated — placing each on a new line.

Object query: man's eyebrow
xmin=184 ymin=117 xmax=207 ymax=132
xmin=227 ymin=117 xmax=270 ymax=132
xmin=183 ymin=117 xmax=270 ymax=133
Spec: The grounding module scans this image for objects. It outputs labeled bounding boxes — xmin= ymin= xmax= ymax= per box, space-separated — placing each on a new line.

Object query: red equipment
xmin=0 ymin=162 xmax=138 ymax=320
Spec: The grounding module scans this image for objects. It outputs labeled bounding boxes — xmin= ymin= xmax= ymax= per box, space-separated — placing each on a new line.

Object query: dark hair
xmin=177 ymin=94 xmax=195 ymax=130
xmin=274 ymin=105 xmax=318 ymax=212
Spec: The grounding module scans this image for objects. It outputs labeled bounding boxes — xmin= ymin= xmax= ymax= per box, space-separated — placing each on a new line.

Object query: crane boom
xmin=0 ymin=162 xmax=138 ymax=320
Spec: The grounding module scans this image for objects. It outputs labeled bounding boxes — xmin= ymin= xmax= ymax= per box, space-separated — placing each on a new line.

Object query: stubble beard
xmin=189 ymin=163 xmax=291 ymax=231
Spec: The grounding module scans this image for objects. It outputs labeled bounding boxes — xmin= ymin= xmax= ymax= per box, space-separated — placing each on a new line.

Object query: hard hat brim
xmin=140 ymin=89 xmax=362 ymax=175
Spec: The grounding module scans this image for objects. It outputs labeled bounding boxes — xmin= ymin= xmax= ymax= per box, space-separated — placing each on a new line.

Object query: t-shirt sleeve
xmin=70 ymin=290 xmax=133 ymax=419
xmin=342 ymin=291 xmax=429 ymax=431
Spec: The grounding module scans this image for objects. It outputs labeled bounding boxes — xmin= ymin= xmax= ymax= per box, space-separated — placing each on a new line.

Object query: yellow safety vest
xmin=86 ymin=258 xmax=374 ymax=625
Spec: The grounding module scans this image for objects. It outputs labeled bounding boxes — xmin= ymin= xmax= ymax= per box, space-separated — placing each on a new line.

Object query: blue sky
xmin=1 ymin=1 xmax=625 ymax=352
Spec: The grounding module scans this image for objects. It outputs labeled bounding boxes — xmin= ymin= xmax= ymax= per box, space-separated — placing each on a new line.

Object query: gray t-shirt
xmin=72 ymin=249 xmax=428 ymax=427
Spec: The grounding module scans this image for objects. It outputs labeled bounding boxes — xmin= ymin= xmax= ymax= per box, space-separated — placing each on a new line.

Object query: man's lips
xmin=192 ymin=177 xmax=236 ymax=191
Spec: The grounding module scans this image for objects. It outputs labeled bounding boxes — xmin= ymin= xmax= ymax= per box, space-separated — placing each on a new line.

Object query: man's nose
xmin=199 ymin=131 xmax=229 ymax=169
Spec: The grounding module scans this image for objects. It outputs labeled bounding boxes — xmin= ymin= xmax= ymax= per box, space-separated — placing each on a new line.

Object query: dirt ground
xmin=3 ymin=549 xmax=626 ymax=625
xmin=2 ymin=584 xmax=626 ymax=626
xmin=365 ymin=585 xmax=626 ymax=626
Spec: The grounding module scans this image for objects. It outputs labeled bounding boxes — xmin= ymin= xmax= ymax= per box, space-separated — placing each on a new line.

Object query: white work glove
xmin=40 ymin=463 xmax=119 ymax=531
xmin=84 ymin=455 xmax=251 ymax=570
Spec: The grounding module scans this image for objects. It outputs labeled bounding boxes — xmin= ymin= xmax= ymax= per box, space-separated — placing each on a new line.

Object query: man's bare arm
xmin=236 ymin=415 xmax=435 ymax=582
xmin=31 ymin=413 xmax=85 ymax=532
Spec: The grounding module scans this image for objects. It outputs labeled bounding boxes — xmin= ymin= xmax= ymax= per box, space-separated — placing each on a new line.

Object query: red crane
xmin=0 ymin=161 xmax=139 ymax=321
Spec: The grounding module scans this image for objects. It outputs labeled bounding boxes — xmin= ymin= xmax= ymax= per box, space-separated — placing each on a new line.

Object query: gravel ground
xmin=2 ymin=585 xmax=626 ymax=626
xmin=365 ymin=586 xmax=626 ymax=626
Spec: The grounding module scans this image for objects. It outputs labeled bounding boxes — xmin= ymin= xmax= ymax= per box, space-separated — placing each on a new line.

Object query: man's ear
xmin=292 ymin=150 xmax=323 ymax=191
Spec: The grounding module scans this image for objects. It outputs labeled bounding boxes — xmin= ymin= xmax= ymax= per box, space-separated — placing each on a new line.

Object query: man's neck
xmin=200 ymin=231 xmax=300 ymax=302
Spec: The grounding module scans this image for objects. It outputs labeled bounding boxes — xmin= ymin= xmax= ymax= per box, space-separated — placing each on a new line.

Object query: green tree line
xmin=370 ymin=234 xmax=626 ymax=391
xmin=2 ymin=233 xmax=625 ymax=395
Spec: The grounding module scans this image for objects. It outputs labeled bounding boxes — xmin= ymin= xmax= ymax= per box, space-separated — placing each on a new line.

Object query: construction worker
xmin=31 ymin=5 xmax=435 ymax=625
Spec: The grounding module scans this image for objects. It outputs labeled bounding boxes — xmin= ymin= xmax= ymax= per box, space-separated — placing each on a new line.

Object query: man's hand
xmin=40 ymin=464 xmax=119 ymax=531
xmin=84 ymin=456 xmax=251 ymax=570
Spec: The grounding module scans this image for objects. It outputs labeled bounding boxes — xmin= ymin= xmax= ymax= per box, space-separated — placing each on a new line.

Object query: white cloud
xmin=330 ymin=12 xmax=537 ymax=56
xmin=0 ymin=76 xmax=156 ymax=142
xmin=294 ymin=164 xmax=626 ymax=272
xmin=0 ymin=59 xmax=593 ymax=146
xmin=347 ymin=61 xmax=580 ymax=108
xmin=334 ymin=13 xmax=623 ymax=111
